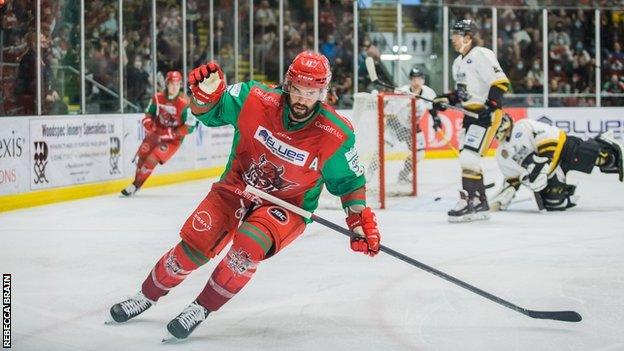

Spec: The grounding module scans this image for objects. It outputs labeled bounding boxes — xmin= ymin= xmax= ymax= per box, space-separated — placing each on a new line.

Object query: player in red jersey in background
xmin=121 ymin=71 xmax=197 ymax=196
xmin=108 ymin=51 xmax=382 ymax=341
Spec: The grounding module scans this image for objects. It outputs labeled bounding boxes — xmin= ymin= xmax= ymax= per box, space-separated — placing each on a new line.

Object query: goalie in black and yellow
xmin=491 ymin=114 xmax=624 ymax=211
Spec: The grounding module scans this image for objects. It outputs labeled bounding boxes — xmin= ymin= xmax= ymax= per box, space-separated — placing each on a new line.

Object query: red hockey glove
xmin=188 ymin=62 xmax=226 ymax=104
xmin=346 ymin=207 xmax=381 ymax=257
xmin=142 ymin=116 xmax=156 ymax=133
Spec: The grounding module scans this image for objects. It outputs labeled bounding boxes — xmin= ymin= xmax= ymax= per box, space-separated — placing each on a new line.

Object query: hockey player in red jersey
xmin=108 ymin=52 xmax=382 ymax=340
xmin=121 ymin=71 xmax=197 ymax=196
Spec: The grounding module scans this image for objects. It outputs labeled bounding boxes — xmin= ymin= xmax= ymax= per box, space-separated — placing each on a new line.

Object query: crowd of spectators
xmin=319 ymin=0 xmax=354 ymax=108
xmin=600 ymin=11 xmax=624 ymax=105
xmin=1 ymin=0 xmax=73 ymax=115
xmin=3 ymin=0 xmax=624 ymax=116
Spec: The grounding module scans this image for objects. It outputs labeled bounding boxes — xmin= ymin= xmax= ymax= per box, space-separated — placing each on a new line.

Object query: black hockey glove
xmin=429 ymin=108 xmax=442 ymax=131
xmin=432 ymin=92 xmax=459 ymax=112
xmin=431 ymin=114 xmax=442 ymax=131
xmin=476 ymin=99 xmax=500 ymax=128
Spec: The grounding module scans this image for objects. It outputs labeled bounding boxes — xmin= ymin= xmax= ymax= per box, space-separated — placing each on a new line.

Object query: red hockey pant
xmin=141 ymin=188 xmax=306 ymax=311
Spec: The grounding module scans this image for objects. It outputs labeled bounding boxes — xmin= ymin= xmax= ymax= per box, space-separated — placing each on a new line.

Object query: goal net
xmin=319 ymin=92 xmax=418 ymax=209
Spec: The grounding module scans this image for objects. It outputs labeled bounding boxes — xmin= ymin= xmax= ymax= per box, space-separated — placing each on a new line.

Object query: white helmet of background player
xmin=409 ymin=67 xmax=425 ymax=79
xmin=409 ymin=67 xmax=425 ymax=88
xmin=283 ymin=51 xmax=332 ymax=102
xmin=495 ymin=113 xmax=514 ymax=142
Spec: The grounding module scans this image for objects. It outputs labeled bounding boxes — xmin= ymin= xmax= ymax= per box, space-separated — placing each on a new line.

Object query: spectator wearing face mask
xmin=548 ymin=21 xmax=571 ymax=49
xmin=571 ymin=41 xmax=591 ymax=74
xmin=570 ymin=12 xmax=586 ymax=45
xmin=550 ymin=63 xmax=567 ymax=83
xmin=527 ymin=59 xmax=544 ymax=87
xmin=500 ymin=22 xmax=515 ymax=43
xmin=513 ymin=21 xmax=531 ymax=48
xmin=509 ymin=60 xmax=527 ymax=86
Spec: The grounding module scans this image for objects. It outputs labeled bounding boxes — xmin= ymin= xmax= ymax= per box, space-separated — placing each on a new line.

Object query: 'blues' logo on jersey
xmin=254 ymin=126 xmax=309 ymax=166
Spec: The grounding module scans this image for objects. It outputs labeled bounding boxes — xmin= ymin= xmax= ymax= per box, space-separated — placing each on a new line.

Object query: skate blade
xmin=448 ymin=212 xmax=490 ymax=223
xmin=162 ymin=331 xmax=183 ymax=343
xmin=104 ymin=317 xmax=121 ymax=325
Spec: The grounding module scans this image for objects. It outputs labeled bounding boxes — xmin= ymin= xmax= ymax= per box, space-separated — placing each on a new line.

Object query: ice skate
xmin=162 ymin=301 xmax=210 ymax=342
xmin=120 ymin=184 xmax=137 ymax=197
xmin=106 ymin=291 xmax=153 ymax=324
xmin=448 ymin=190 xmax=490 ymax=223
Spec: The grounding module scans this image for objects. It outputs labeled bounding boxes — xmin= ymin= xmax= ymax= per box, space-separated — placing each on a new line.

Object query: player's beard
xmin=287 ymin=96 xmax=315 ymax=122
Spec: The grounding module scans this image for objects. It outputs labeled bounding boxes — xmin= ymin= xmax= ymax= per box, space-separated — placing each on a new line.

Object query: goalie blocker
xmin=493 ymin=116 xmax=624 ymax=211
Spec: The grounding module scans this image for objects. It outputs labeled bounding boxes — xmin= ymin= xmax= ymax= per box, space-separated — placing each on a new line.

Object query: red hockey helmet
xmin=166 ymin=71 xmax=183 ymax=83
xmin=284 ymin=51 xmax=331 ymax=101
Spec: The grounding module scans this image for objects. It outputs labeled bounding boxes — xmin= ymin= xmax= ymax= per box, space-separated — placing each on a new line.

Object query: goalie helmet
xmin=166 ymin=71 xmax=183 ymax=83
xmin=451 ymin=19 xmax=478 ymax=37
xmin=495 ymin=113 xmax=514 ymax=142
xmin=284 ymin=51 xmax=331 ymax=101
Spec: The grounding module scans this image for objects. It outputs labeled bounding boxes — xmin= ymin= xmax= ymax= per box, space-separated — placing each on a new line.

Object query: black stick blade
xmin=526 ymin=310 xmax=582 ymax=322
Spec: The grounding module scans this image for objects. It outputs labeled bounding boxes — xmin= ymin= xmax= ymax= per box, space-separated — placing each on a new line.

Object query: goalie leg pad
xmin=596 ymin=130 xmax=624 ymax=181
xmin=539 ymin=173 xmax=577 ymax=211
xmin=490 ymin=181 xmax=519 ymax=211
xmin=560 ymin=136 xmax=600 ymax=174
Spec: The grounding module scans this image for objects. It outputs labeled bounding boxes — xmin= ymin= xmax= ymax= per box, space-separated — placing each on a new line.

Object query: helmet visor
xmin=286 ymin=83 xmax=324 ymax=101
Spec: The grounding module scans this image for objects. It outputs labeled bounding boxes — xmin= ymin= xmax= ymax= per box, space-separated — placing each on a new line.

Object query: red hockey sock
xmin=133 ymin=158 xmax=157 ymax=189
xmin=141 ymin=240 xmax=210 ymax=301
xmin=196 ymin=222 xmax=273 ymax=311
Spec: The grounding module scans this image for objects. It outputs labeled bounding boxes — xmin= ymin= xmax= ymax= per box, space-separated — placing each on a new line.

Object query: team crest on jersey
xmin=158 ymin=104 xmax=179 ymax=127
xmin=243 ymin=154 xmax=298 ymax=192
xmin=512 ymin=145 xmax=531 ymax=164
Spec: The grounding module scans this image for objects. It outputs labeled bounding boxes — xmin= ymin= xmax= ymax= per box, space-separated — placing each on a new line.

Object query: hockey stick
xmin=245 ymin=185 xmax=581 ymax=323
xmin=436 ymin=129 xmax=461 ymax=157
xmin=364 ymin=57 xmax=479 ymax=118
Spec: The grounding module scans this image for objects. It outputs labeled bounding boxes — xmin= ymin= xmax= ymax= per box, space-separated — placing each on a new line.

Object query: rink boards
xmin=0 ymin=114 xmax=234 ymax=211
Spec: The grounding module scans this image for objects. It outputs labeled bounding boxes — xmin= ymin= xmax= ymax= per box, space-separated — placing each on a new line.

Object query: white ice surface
xmin=2 ymin=158 xmax=624 ymax=351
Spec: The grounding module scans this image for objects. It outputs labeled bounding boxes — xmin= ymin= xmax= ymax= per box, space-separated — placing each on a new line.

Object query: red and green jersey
xmin=194 ymin=81 xmax=366 ymax=215
xmin=146 ymin=92 xmax=196 ymax=135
